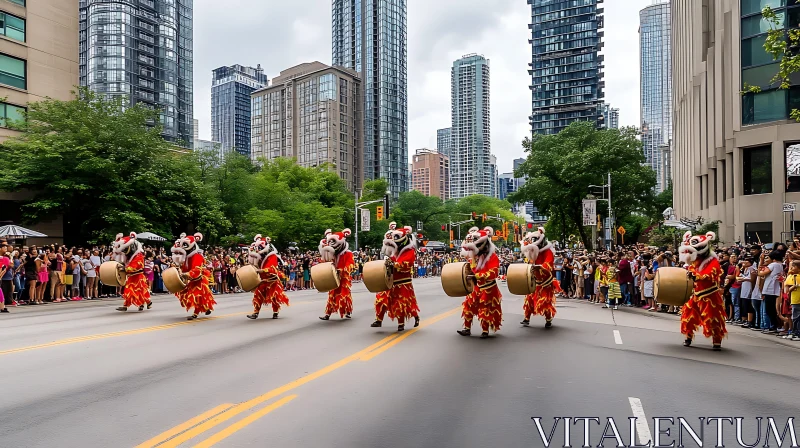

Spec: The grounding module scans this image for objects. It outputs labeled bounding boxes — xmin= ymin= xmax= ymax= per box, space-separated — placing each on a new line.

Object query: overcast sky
xmin=194 ymin=0 xmax=657 ymax=173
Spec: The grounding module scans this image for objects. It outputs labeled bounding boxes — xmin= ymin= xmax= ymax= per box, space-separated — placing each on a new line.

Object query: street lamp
xmin=588 ymin=173 xmax=613 ymax=248
xmin=353 ymin=189 xmax=390 ymax=252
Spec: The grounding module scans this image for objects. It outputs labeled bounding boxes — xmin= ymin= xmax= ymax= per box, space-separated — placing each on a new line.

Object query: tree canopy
xmin=510 ymin=121 xmax=658 ymax=249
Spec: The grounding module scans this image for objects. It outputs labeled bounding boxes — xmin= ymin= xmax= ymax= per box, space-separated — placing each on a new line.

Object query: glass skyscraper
xmin=639 ymin=1 xmax=672 ymax=193
xmin=332 ymin=0 xmax=408 ymax=197
xmin=528 ymin=0 xmax=604 ymax=135
xmin=450 ymin=54 xmax=493 ymax=200
xmin=80 ymin=0 xmax=194 ymax=147
xmin=211 ymin=64 xmax=267 ymax=157
xmin=436 ymin=127 xmax=451 ymax=158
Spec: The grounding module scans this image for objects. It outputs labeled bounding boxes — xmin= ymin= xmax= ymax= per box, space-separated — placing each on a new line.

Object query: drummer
xmin=111 ymin=233 xmax=153 ymax=312
xmin=319 ymin=229 xmax=355 ymax=321
xmin=170 ymin=233 xmax=216 ymax=320
xmin=371 ymin=222 xmax=420 ymax=331
xmin=457 ymin=227 xmax=503 ymax=339
xmin=519 ymin=227 xmax=561 ymax=328
xmin=678 ymin=231 xmax=727 ymax=350
xmin=246 ymin=234 xmax=289 ymax=320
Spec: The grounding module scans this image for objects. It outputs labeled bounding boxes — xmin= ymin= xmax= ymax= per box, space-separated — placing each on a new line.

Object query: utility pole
xmin=608 ymin=172 xmax=613 ymax=247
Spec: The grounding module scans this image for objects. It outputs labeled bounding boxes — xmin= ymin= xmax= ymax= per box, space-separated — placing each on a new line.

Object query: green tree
xmin=510 ymin=121 xmax=657 ymax=249
xmin=0 ymin=88 xmax=228 ymax=244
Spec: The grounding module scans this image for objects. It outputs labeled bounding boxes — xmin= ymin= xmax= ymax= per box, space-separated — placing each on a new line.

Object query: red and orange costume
xmin=320 ymin=229 xmax=354 ymax=320
xmin=373 ymin=223 xmax=420 ymax=331
xmin=248 ymin=235 xmax=289 ymax=319
xmin=520 ymin=228 xmax=561 ymax=327
xmin=113 ymin=232 xmax=152 ymax=312
xmin=458 ymin=227 xmax=502 ymax=338
xmin=678 ymin=231 xmax=727 ymax=349
xmin=171 ymin=233 xmax=216 ymax=320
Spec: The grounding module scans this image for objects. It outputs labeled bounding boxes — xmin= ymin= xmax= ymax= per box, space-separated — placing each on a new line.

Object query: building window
xmin=0 ymin=101 xmax=25 ymax=128
xmin=742 ymin=90 xmax=787 ymax=125
xmin=743 ymin=145 xmax=772 ymax=195
xmin=6 ymin=0 xmax=24 ymax=5
xmin=0 ymin=53 xmax=25 ymax=89
xmin=0 ymin=12 xmax=25 ymax=42
xmin=741 ymin=0 xmax=785 ymax=16
xmin=745 ymin=222 xmax=773 ymax=245
xmin=786 ymin=143 xmax=800 ymax=192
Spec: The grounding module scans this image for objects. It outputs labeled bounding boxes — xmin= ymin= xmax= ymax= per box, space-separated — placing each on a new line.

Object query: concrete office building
xmin=450 ymin=54 xmax=494 ymax=199
xmin=193 ymin=118 xmax=199 ymax=140
xmin=602 ymin=103 xmax=620 ymax=130
xmin=528 ymin=0 xmax=605 ymax=135
xmin=211 ymin=64 xmax=267 ymax=157
xmin=250 ymin=62 xmax=362 ymax=193
xmin=672 ymin=0 xmax=800 ymax=244
xmin=437 ymin=127 xmax=451 ymax=158
xmin=79 ymin=0 xmax=194 ymax=147
xmin=411 ymin=148 xmax=449 ymax=200
xmin=640 ymin=1 xmax=672 ymax=193
xmin=0 ymin=0 xmax=79 ymax=243
xmin=332 ymin=0 xmax=408 ymax=196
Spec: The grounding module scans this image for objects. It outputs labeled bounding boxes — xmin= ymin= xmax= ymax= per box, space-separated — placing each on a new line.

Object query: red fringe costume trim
xmin=325 ymin=251 xmax=354 ymax=317
xmin=176 ymin=253 xmax=216 ymax=315
xmin=253 ymin=254 xmax=289 ymax=314
xmin=462 ymin=253 xmax=503 ymax=332
xmin=123 ymin=253 xmax=150 ymax=308
xmin=375 ymin=283 xmax=419 ymax=323
xmin=680 ymin=292 xmax=728 ymax=343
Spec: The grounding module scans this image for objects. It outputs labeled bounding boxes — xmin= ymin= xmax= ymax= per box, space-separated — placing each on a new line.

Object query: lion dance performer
xmin=519 ymin=227 xmax=561 ymax=328
xmin=113 ymin=232 xmax=152 ymax=312
xmin=319 ymin=229 xmax=355 ymax=321
xmin=457 ymin=227 xmax=502 ymax=339
xmin=170 ymin=233 xmax=216 ymax=320
xmin=371 ymin=222 xmax=421 ymax=331
xmin=678 ymin=231 xmax=727 ymax=350
xmin=247 ymin=234 xmax=289 ymax=320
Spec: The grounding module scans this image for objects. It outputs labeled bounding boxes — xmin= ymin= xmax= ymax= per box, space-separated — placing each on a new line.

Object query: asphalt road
xmin=2 ymin=278 xmax=800 ymax=448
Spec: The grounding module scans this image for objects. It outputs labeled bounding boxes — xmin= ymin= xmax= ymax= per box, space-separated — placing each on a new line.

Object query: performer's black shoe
xmin=480 ymin=332 xmax=490 ymax=339
xmin=138 ymin=305 xmax=145 ymax=311
xmin=247 ymin=313 xmax=259 ymax=320
xmin=683 ymin=338 xmax=692 ymax=347
xmin=370 ymin=320 xmax=382 ymax=327
xmin=520 ymin=319 xmax=530 ymax=326
xmin=345 ymin=313 xmax=351 ymax=319
xmin=414 ymin=316 xmax=420 ymax=327
xmin=188 ymin=314 xmax=198 ymax=321
xmin=272 ymin=312 xmax=279 ymax=319
xmin=205 ymin=310 xmax=212 ymax=315
xmin=116 ymin=307 xmax=127 ymax=312
xmin=457 ymin=328 xmax=471 ymax=336
xmin=545 ymin=320 xmax=552 ymax=328
xmin=712 ymin=344 xmax=722 ymax=351
xmin=398 ymin=324 xmax=405 ymax=332
xmin=319 ymin=315 xmax=330 ymax=321
xmin=147 ymin=301 xmax=153 ymax=310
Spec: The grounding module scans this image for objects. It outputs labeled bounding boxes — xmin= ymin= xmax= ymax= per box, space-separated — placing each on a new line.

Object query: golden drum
xmin=441 ymin=262 xmax=475 ymax=297
xmin=236 ymin=264 xmax=263 ymax=292
xmin=507 ymin=263 xmax=536 ymax=296
xmin=654 ymin=267 xmax=694 ymax=307
xmin=363 ymin=260 xmax=394 ymax=293
xmin=99 ymin=261 xmax=126 ymax=287
xmin=311 ymin=262 xmax=340 ymax=293
xmin=162 ymin=267 xmax=188 ymax=294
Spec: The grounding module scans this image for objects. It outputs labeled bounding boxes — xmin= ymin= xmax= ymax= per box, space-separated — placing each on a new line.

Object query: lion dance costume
xmin=371 ymin=222 xmax=421 ymax=331
xmin=520 ymin=227 xmax=561 ymax=328
xmin=247 ymin=234 xmax=289 ymax=320
xmin=113 ymin=232 xmax=152 ymax=312
xmin=319 ymin=229 xmax=355 ymax=320
xmin=457 ymin=227 xmax=503 ymax=339
xmin=678 ymin=231 xmax=727 ymax=350
xmin=171 ymin=233 xmax=216 ymax=320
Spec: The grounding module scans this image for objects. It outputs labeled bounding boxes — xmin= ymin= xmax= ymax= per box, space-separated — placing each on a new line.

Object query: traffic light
xmin=441 ymin=225 xmax=446 ymax=231
xmin=376 ymin=206 xmax=384 ymax=220
xmin=384 ymin=194 xmax=390 ymax=218
xmin=527 ymin=222 xmax=534 ymax=230
xmin=471 ymin=212 xmax=477 ymax=220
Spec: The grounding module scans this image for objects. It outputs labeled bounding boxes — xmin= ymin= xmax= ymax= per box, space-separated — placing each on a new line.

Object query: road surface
xmin=2 ymin=277 xmax=799 ymax=447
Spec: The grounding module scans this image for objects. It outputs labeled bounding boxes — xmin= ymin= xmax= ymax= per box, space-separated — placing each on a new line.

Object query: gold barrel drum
xmin=441 ymin=262 xmax=475 ymax=297
xmin=654 ymin=267 xmax=694 ymax=307
xmin=99 ymin=261 xmax=127 ymax=287
xmin=363 ymin=260 xmax=394 ymax=293
xmin=162 ymin=267 xmax=188 ymax=294
xmin=311 ymin=262 xmax=340 ymax=293
xmin=507 ymin=263 xmax=536 ymax=296
xmin=236 ymin=264 xmax=263 ymax=292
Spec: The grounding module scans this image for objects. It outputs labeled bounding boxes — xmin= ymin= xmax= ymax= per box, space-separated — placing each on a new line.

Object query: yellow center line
xmin=134 ymin=404 xmax=235 ymax=448
xmin=192 ymin=395 xmax=298 ymax=448
xmin=140 ymin=306 xmax=461 ymax=448
xmin=359 ymin=307 xmax=461 ymax=361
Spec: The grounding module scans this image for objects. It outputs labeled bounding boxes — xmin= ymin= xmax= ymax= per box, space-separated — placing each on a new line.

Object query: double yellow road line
xmin=137 ymin=307 xmax=461 ymax=448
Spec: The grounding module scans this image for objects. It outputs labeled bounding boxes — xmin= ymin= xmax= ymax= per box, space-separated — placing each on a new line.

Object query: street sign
xmin=784 ymin=203 xmax=797 ymax=212
xmin=618 ymin=226 xmax=626 ymax=235
xmin=582 ymin=200 xmax=597 ymax=226
xmin=417 ymin=220 xmax=423 ymax=231
xmin=361 ymin=209 xmax=370 ymax=232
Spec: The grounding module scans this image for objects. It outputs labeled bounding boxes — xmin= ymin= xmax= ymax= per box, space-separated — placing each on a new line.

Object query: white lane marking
xmin=613 ymin=330 xmax=623 ymax=345
xmin=628 ymin=397 xmax=652 ymax=445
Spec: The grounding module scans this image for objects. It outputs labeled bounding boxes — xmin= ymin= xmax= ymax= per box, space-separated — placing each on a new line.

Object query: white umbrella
xmin=0 ymin=224 xmax=47 ymax=239
xmin=136 ymin=231 xmax=167 ymax=242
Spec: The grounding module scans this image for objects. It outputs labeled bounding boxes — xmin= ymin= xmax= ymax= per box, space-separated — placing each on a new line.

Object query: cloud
xmin=193 ymin=0 xmax=651 ymax=173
